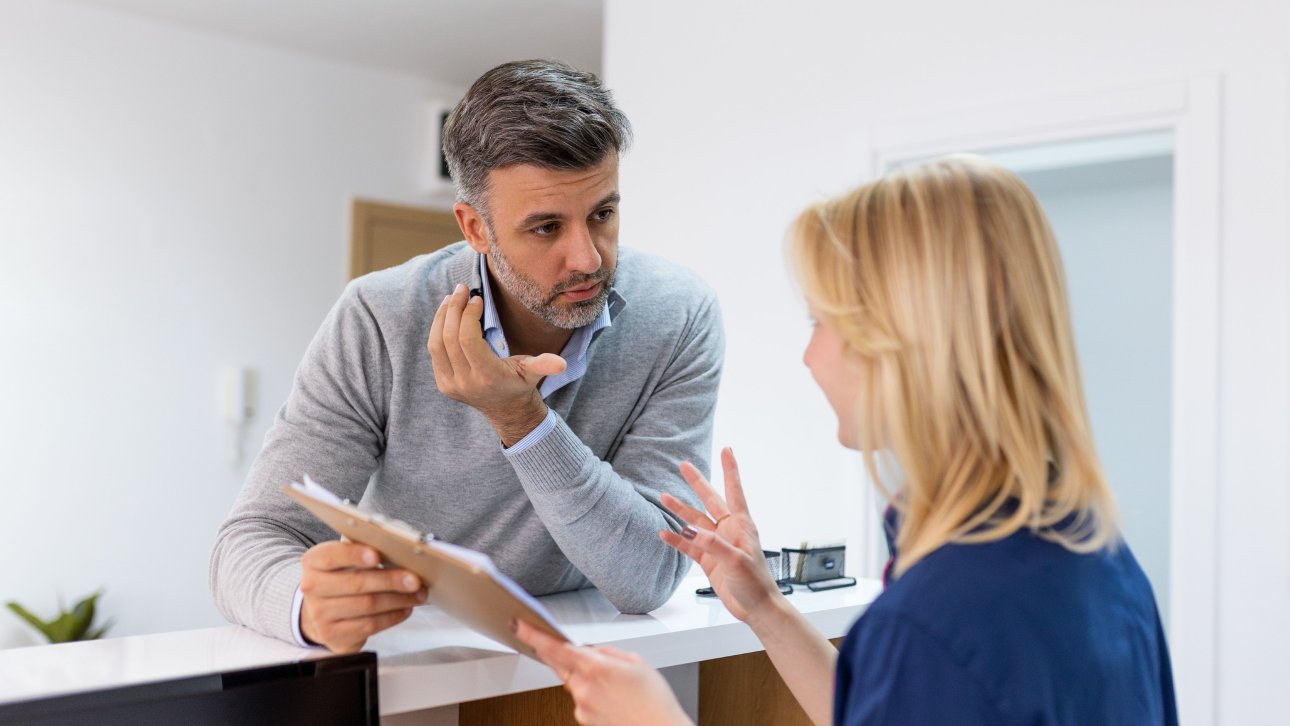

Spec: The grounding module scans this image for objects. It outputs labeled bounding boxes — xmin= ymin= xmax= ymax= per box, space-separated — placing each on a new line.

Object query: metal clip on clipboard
xmin=337 ymin=498 xmax=436 ymax=549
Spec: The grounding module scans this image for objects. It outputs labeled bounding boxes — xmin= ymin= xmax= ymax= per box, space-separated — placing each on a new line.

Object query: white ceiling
xmin=66 ymin=0 xmax=604 ymax=87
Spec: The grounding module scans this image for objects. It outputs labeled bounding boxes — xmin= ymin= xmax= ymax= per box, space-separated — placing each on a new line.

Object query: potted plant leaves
xmin=6 ymin=591 xmax=113 ymax=644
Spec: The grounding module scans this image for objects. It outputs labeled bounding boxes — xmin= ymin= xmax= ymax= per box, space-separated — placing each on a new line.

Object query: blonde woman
xmin=515 ymin=156 xmax=1178 ymax=725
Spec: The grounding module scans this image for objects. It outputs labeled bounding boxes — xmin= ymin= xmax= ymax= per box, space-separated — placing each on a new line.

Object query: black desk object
xmin=0 ymin=651 xmax=378 ymax=726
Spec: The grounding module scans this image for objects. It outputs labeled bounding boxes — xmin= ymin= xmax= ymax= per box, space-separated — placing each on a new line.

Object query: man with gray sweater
xmin=209 ymin=60 xmax=723 ymax=652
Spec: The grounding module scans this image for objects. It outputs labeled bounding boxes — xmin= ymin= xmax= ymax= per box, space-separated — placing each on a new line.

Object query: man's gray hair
xmin=442 ymin=59 xmax=632 ymax=214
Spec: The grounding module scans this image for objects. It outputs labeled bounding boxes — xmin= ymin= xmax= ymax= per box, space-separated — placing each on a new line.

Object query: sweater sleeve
xmin=208 ymin=283 xmax=390 ymax=643
xmin=502 ymin=292 xmax=724 ymax=613
xmin=835 ymin=611 xmax=1001 ymax=726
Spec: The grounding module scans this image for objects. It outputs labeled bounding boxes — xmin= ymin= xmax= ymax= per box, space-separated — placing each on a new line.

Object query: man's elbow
xmin=207 ymin=547 xmax=232 ymax=623
xmin=605 ymin=559 xmax=691 ymax=614
xmin=606 ymin=589 xmax=672 ymax=615
xmin=207 ymin=529 xmax=244 ymax=625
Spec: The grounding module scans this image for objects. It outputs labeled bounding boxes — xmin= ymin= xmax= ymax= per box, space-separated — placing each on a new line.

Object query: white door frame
xmin=862 ymin=77 xmax=1221 ymax=726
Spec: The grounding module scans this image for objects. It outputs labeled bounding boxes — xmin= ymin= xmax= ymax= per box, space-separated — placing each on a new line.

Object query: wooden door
xmin=349 ymin=199 xmax=462 ymax=280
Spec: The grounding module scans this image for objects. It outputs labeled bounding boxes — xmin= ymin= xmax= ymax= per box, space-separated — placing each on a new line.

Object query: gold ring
xmin=713 ymin=514 xmax=731 ymax=527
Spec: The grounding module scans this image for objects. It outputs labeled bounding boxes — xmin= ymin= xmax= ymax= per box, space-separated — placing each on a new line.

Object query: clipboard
xmin=283 ymin=477 xmax=570 ymax=658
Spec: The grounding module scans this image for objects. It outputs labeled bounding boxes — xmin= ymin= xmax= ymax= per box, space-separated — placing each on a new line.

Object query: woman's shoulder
xmin=837 ymin=533 xmax=1173 ymax=724
xmin=878 ymin=527 xmax=1155 ymax=624
xmin=849 ymin=530 xmax=1164 ymax=683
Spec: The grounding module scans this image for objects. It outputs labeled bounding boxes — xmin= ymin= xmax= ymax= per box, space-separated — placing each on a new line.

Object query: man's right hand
xmin=299 ymin=540 xmax=428 ymax=653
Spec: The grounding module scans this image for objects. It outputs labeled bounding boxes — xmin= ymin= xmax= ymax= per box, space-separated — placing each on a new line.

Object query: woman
xmin=515 ymin=155 xmax=1178 ymax=725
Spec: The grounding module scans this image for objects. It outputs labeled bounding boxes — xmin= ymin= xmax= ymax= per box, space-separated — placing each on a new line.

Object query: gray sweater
xmin=209 ymin=243 xmax=724 ymax=644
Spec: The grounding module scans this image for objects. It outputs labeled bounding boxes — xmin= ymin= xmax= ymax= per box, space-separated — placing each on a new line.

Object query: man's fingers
xmin=522 ymin=353 xmax=567 ymax=378
xmin=310 ymin=591 xmax=425 ymax=622
xmin=439 ymin=285 xmax=470 ymax=373
xmin=299 ymin=545 xmax=425 ymax=652
xmin=301 ymin=541 xmax=380 ymax=571
xmin=370 ymin=607 xmax=415 ymax=633
xmin=660 ymin=492 xmax=717 ymax=531
xmin=508 ymin=353 xmax=567 ymax=385
xmin=323 ymin=608 xmax=415 ymax=652
xmin=456 ymin=292 xmax=497 ymax=369
xmin=719 ymin=448 xmax=752 ymax=517
xmin=427 ymin=293 xmax=454 ymax=379
xmin=303 ymin=567 xmax=423 ymax=598
xmin=678 ymin=461 xmax=729 ymax=519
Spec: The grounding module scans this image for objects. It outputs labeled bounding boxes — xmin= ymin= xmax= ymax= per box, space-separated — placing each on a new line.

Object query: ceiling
xmin=66 ymin=0 xmax=604 ymax=87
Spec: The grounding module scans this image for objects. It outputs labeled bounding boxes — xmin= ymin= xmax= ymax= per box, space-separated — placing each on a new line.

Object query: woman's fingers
xmin=678 ymin=460 xmax=730 ymax=519
xmin=659 ymin=524 xmax=744 ymax=567
xmin=660 ymin=492 xmax=718 ymax=531
xmin=658 ymin=529 xmax=701 ymax=563
xmin=514 ymin=620 xmax=581 ymax=676
xmin=719 ymin=448 xmax=752 ymax=520
xmin=593 ymin=645 xmax=642 ymax=663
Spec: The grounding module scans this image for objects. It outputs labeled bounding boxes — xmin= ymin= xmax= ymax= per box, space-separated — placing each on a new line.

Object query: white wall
xmin=603 ymin=1 xmax=1289 ymax=724
xmin=0 ymin=0 xmax=460 ymax=646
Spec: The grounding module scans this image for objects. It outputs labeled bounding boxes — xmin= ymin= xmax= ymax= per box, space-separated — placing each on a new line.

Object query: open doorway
xmin=981 ymin=132 xmax=1176 ymax=627
xmin=866 ymin=78 xmax=1220 ymax=724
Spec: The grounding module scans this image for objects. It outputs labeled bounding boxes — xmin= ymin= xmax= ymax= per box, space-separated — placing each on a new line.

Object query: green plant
xmin=6 ymin=591 xmax=113 ymax=643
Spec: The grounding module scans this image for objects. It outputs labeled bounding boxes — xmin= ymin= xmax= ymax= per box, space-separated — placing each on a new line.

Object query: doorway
xmin=350 ymin=199 xmax=462 ymax=279
xmin=982 ymin=132 xmax=1175 ymax=626
xmin=865 ymin=78 xmax=1220 ymax=724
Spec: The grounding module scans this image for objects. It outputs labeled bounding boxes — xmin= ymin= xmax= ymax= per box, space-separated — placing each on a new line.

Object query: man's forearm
xmin=505 ymin=416 xmax=695 ymax=613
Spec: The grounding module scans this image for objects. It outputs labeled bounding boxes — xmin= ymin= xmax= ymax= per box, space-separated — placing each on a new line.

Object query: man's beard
xmin=488 ymin=241 xmax=614 ymax=330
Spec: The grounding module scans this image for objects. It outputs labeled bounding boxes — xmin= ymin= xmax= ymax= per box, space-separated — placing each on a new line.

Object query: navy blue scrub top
xmin=834 ymin=510 xmax=1178 ymax=725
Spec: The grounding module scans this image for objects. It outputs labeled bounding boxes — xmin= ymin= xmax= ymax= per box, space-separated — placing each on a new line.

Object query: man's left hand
xmin=427 ymin=283 xmax=566 ymax=446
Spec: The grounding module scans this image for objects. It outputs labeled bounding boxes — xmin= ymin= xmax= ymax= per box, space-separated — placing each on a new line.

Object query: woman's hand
xmin=513 ymin=620 xmax=692 ymax=726
xmin=660 ymin=449 xmax=837 ymax=725
xmin=659 ymin=448 xmax=786 ymax=627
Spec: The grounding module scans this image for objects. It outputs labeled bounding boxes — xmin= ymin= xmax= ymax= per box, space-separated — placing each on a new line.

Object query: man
xmin=209 ymin=60 xmax=724 ymax=653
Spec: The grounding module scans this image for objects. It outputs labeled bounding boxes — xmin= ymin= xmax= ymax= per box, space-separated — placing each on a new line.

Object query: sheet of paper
xmin=293 ymin=475 xmax=344 ymax=505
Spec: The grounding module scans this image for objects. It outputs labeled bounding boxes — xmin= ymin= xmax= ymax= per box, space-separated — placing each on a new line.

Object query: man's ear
xmin=454 ymin=202 xmax=491 ymax=254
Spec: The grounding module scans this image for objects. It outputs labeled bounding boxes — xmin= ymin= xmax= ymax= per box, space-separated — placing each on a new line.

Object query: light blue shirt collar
xmin=477 ymin=254 xmax=612 ymax=398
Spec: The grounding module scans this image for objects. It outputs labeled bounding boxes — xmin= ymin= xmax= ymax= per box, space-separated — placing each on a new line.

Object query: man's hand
xmin=514 ymin=620 xmax=693 ymax=726
xmin=427 ymin=283 xmax=566 ymax=446
xmin=299 ymin=540 xmax=427 ymax=653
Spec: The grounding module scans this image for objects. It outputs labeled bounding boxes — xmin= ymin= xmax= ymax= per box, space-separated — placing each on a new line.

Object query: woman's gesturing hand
xmin=513 ymin=620 xmax=692 ymax=726
xmin=659 ymin=448 xmax=785 ymax=627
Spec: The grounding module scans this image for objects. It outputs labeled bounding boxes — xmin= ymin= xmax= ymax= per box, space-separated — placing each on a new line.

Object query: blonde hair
xmin=791 ymin=155 xmax=1118 ymax=576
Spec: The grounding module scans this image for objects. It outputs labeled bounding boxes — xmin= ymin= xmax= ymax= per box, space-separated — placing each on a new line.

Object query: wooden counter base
xmin=458 ymin=639 xmax=843 ymax=726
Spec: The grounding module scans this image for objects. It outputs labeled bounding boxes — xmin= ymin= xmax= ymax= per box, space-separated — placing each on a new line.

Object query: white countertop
xmin=0 ymin=573 xmax=881 ymax=716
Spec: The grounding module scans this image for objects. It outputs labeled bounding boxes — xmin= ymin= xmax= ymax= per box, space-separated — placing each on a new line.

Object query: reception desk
xmin=0 ymin=572 xmax=881 ymax=724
